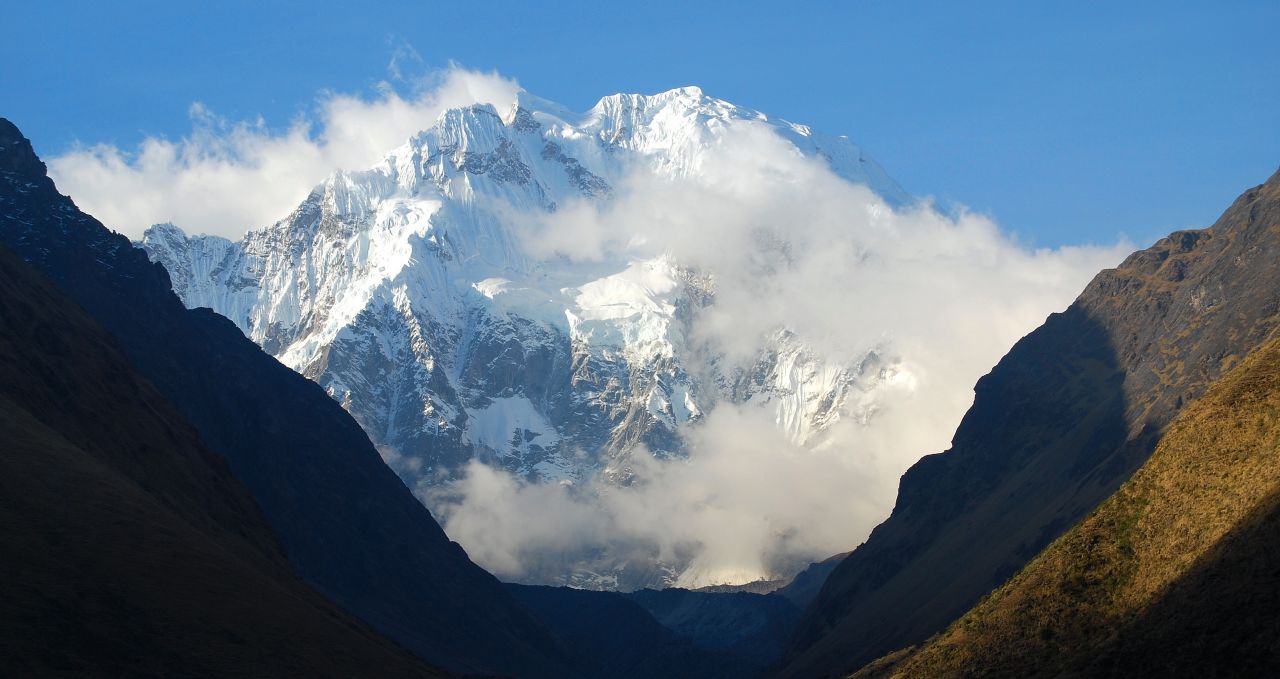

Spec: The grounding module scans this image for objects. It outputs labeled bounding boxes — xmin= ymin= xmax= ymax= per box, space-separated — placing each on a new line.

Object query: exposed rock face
xmin=782 ymin=169 xmax=1280 ymax=678
xmin=0 ymin=117 xmax=576 ymax=678
xmin=140 ymin=87 xmax=911 ymax=589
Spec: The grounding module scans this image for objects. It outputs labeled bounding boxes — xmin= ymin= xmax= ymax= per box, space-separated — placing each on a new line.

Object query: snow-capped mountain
xmin=142 ymin=86 xmax=911 ymax=589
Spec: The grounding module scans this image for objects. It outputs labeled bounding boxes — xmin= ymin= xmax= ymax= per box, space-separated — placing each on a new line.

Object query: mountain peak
xmin=598 ymin=85 xmax=707 ymax=102
xmin=587 ymin=85 xmax=730 ymax=119
xmin=0 ymin=117 xmax=49 ymax=180
xmin=139 ymin=83 xmax=914 ymax=590
xmin=142 ymin=221 xmax=184 ymax=239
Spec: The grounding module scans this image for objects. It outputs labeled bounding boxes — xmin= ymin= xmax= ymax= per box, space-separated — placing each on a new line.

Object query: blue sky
xmin=2 ymin=0 xmax=1276 ymax=247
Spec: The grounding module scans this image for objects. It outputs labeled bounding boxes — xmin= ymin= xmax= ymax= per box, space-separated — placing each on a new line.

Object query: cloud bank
xmin=434 ymin=122 xmax=1130 ymax=588
xmin=48 ymin=66 xmax=519 ymax=238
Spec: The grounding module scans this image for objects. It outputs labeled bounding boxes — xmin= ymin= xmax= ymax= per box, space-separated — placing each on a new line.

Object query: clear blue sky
xmin=3 ymin=0 xmax=1276 ymax=247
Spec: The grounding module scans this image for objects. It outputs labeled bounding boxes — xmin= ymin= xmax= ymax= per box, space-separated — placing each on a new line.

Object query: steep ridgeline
xmin=782 ymin=169 xmax=1280 ymax=677
xmin=0 ymin=118 xmax=575 ymax=677
xmin=854 ymin=334 xmax=1280 ymax=678
xmin=0 ymin=246 xmax=442 ymax=678
xmin=772 ymin=552 xmax=851 ymax=609
xmin=141 ymin=87 xmax=909 ymax=588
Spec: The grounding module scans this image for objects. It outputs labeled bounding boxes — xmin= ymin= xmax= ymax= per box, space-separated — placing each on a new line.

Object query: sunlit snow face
xmin=430 ymin=117 xmax=1127 ymax=588
xmin=47 ymin=67 xmax=522 ymax=240
xmin=124 ymin=70 xmax=1127 ymax=589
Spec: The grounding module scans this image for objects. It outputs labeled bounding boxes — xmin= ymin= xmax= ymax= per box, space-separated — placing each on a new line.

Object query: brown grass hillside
xmin=783 ymin=170 xmax=1280 ymax=679
xmin=852 ymin=333 xmax=1280 ymax=678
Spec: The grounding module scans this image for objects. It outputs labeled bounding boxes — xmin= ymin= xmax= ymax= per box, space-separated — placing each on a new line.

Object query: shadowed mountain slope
xmin=506 ymin=583 xmax=802 ymax=679
xmin=782 ymin=168 xmax=1280 ymax=677
xmin=853 ymin=334 xmax=1280 ymax=678
xmin=773 ymin=553 xmax=850 ymax=609
xmin=0 ymin=117 xmax=573 ymax=677
xmin=624 ymin=587 xmax=802 ymax=670
xmin=507 ymin=584 xmax=722 ymax=679
xmin=0 ymin=246 xmax=443 ymax=677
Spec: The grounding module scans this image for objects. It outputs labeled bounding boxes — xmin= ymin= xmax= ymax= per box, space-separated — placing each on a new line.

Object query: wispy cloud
xmin=48 ymin=66 xmax=520 ymax=238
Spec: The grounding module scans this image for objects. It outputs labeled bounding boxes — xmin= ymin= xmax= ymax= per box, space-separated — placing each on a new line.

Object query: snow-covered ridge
xmin=141 ymin=86 xmax=911 ymax=589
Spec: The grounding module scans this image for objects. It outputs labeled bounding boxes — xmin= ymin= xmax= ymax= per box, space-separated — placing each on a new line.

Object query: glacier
xmin=141 ymin=85 xmax=914 ymax=589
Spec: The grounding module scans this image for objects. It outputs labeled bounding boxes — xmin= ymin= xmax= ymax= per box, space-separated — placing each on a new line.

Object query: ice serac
xmin=141 ymin=87 xmax=911 ymax=589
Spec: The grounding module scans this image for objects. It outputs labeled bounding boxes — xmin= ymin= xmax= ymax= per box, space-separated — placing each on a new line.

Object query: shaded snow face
xmin=140 ymin=82 xmax=1126 ymax=590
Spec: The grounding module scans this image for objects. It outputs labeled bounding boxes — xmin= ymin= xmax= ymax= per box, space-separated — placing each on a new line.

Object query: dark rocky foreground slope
xmin=0 ymin=117 xmax=576 ymax=677
xmin=0 ymin=246 xmax=443 ymax=677
xmin=782 ymin=168 xmax=1280 ymax=677
xmin=854 ymin=334 xmax=1280 ymax=677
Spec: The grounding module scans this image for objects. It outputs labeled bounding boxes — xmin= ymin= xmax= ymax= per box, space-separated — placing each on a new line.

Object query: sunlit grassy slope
xmin=854 ymin=334 xmax=1280 ymax=678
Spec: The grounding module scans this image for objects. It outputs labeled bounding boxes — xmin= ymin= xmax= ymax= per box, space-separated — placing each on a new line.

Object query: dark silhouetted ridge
xmin=0 ymin=245 xmax=443 ymax=677
xmin=0 ymin=117 xmax=573 ymax=677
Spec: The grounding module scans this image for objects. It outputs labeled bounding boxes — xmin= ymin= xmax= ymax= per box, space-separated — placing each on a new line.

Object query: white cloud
xmin=434 ymin=408 xmax=903 ymax=588
xmin=52 ymin=65 xmax=1130 ymax=588
xmin=48 ymin=66 xmax=520 ymax=238
xmin=434 ymin=121 xmax=1130 ymax=588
